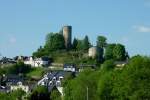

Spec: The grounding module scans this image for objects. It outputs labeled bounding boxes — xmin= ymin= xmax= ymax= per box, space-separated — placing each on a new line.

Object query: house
xmin=34 ymin=57 xmax=50 ymax=67
xmin=115 ymin=61 xmax=127 ymax=67
xmin=63 ymin=64 xmax=76 ymax=72
xmin=0 ymin=57 xmax=16 ymax=65
xmin=4 ymin=74 xmax=31 ymax=93
xmin=114 ymin=61 xmax=128 ymax=69
xmin=13 ymin=56 xmax=28 ymax=61
xmin=24 ymin=56 xmax=50 ymax=67
xmin=10 ymin=81 xmax=29 ymax=93
xmin=5 ymin=74 xmax=24 ymax=86
xmin=24 ymin=56 xmax=35 ymax=66
xmin=0 ymin=86 xmax=10 ymax=93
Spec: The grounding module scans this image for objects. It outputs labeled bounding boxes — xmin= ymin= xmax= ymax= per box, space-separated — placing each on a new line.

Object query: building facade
xmin=88 ymin=46 xmax=98 ymax=58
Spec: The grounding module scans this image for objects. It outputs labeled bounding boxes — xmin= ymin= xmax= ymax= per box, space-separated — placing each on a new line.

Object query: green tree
xmin=113 ymin=44 xmax=126 ymax=61
xmin=101 ymin=59 xmax=115 ymax=71
xmin=83 ymin=35 xmax=91 ymax=50
xmin=96 ymin=36 xmax=107 ymax=63
xmin=64 ymin=69 xmax=99 ymax=100
xmin=10 ymin=89 xmax=25 ymax=100
xmin=97 ymin=36 xmax=107 ymax=48
xmin=50 ymin=87 xmax=61 ymax=100
xmin=45 ymin=33 xmax=65 ymax=51
xmin=6 ymin=61 xmax=31 ymax=75
xmin=30 ymin=86 xmax=49 ymax=100
xmin=0 ymin=89 xmax=25 ymax=100
xmin=72 ymin=38 xmax=78 ymax=50
xmin=104 ymin=44 xmax=116 ymax=60
xmin=76 ymin=39 xmax=84 ymax=50
xmin=97 ymin=71 xmax=115 ymax=100
xmin=33 ymin=46 xmax=48 ymax=57
xmin=112 ymin=56 xmax=150 ymax=100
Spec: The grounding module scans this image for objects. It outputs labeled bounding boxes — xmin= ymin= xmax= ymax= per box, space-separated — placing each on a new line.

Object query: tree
xmin=30 ymin=86 xmax=49 ymax=100
xmin=97 ymin=36 xmax=107 ymax=48
xmin=83 ymin=35 xmax=91 ymax=50
xmin=72 ymin=38 xmax=78 ymax=50
xmin=104 ymin=44 xmax=116 ymax=60
xmin=111 ymin=56 xmax=150 ymax=100
xmin=76 ymin=39 xmax=84 ymax=50
xmin=113 ymin=44 xmax=126 ymax=61
xmin=96 ymin=36 xmax=107 ymax=63
xmin=10 ymin=89 xmax=25 ymax=100
xmin=6 ymin=61 xmax=31 ymax=75
xmin=101 ymin=59 xmax=115 ymax=71
xmin=45 ymin=33 xmax=65 ymax=51
xmin=33 ymin=46 xmax=48 ymax=57
xmin=0 ymin=89 xmax=25 ymax=100
xmin=64 ymin=69 xmax=99 ymax=100
xmin=97 ymin=71 xmax=115 ymax=100
xmin=50 ymin=87 xmax=61 ymax=100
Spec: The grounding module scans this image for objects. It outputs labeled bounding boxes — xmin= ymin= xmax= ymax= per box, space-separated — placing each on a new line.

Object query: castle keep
xmin=62 ymin=26 xmax=72 ymax=49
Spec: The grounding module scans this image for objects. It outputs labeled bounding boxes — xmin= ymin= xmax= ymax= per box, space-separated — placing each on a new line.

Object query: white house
xmin=34 ymin=57 xmax=49 ymax=67
xmin=24 ymin=57 xmax=35 ymax=66
xmin=10 ymin=81 xmax=29 ymax=93
xmin=24 ymin=57 xmax=50 ymax=67
xmin=63 ymin=64 xmax=76 ymax=72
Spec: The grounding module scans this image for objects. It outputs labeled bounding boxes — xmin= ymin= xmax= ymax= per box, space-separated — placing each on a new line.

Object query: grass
xmin=26 ymin=67 xmax=45 ymax=80
xmin=50 ymin=50 xmax=88 ymax=64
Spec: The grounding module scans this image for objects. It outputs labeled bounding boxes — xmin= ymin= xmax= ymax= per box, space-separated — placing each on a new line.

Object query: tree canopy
xmin=97 ymin=36 xmax=107 ymax=48
xmin=113 ymin=44 xmax=126 ymax=61
xmin=64 ymin=56 xmax=150 ymax=100
xmin=45 ymin=33 xmax=65 ymax=51
xmin=30 ymin=86 xmax=49 ymax=100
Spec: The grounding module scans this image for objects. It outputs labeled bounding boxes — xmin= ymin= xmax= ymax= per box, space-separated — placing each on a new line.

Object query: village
xmin=0 ymin=26 xmax=129 ymax=99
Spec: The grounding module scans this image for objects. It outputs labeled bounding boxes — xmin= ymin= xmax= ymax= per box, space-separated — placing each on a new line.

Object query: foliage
xmin=10 ymin=89 xmax=26 ymax=100
xmin=6 ymin=61 xmax=31 ymax=75
xmin=97 ymin=36 xmax=107 ymax=48
xmin=0 ymin=89 xmax=25 ymax=100
xmin=50 ymin=87 xmax=61 ymax=100
xmin=33 ymin=33 xmax=65 ymax=57
xmin=33 ymin=46 xmax=48 ymax=57
xmin=30 ymin=86 xmax=49 ymax=100
xmin=97 ymin=71 xmax=115 ymax=100
xmin=72 ymin=38 xmax=78 ymax=50
xmin=83 ymin=35 xmax=91 ymax=50
xmin=64 ymin=56 xmax=150 ymax=100
xmin=111 ymin=56 xmax=150 ymax=100
xmin=26 ymin=68 xmax=45 ymax=79
xmin=45 ymin=33 xmax=65 ymax=51
xmin=104 ymin=44 xmax=116 ymax=60
xmin=101 ymin=59 xmax=115 ymax=71
xmin=76 ymin=39 xmax=84 ymax=50
xmin=96 ymin=36 xmax=107 ymax=63
xmin=113 ymin=44 xmax=126 ymax=61
xmin=64 ymin=68 xmax=99 ymax=100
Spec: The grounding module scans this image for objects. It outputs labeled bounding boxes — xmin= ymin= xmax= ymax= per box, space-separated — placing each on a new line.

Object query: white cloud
xmin=133 ymin=25 xmax=150 ymax=33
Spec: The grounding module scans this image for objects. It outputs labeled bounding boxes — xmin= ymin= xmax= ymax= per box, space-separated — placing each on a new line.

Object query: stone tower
xmin=62 ymin=26 xmax=72 ymax=49
xmin=88 ymin=46 xmax=97 ymax=58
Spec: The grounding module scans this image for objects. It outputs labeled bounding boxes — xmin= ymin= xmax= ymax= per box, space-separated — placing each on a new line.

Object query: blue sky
xmin=0 ymin=0 xmax=150 ymax=57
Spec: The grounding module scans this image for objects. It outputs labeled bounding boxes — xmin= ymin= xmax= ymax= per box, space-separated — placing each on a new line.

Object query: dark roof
xmin=5 ymin=75 xmax=24 ymax=85
xmin=0 ymin=57 xmax=16 ymax=64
